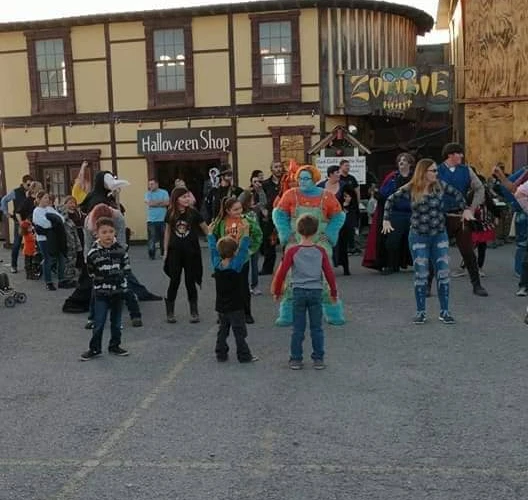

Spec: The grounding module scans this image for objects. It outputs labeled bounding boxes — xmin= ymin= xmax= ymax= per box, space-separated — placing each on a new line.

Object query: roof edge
xmin=0 ymin=0 xmax=434 ymax=35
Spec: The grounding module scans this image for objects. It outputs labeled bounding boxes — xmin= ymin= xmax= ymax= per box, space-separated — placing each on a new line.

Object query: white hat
xmin=104 ymin=173 xmax=130 ymax=192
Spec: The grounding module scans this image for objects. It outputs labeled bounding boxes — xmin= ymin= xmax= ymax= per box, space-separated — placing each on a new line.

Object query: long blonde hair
xmin=405 ymin=158 xmax=440 ymax=202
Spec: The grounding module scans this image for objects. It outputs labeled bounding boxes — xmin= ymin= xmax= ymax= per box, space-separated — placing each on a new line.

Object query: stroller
xmin=0 ymin=273 xmax=27 ymax=308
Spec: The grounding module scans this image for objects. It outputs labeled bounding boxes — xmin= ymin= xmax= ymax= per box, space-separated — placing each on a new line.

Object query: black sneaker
xmin=239 ymin=355 xmax=259 ymax=363
xmin=46 ymin=283 xmax=56 ymax=291
xmin=438 ymin=311 xmax=455 ymax=324
xmin=131 ymin=318 xmax=143 ymax=327
xmin=413 ymin=312 xmax=427 ymax=325
xmin=139 ymin=293 xmax=162 ymax=302
xmin=80 ymin=350 xmax=101 ymax=361
xmin=109 ymin=346 xmax=129 ymax=356
xmin=288 ymin=359 xmax=303 ymax=370
xmin=58 ymin=280 xmax=76 ymax=289
xmin=84 ymin=320 xmax=95 ymax=330
xmin=313 ymin=359 xmax=326 ymax=370
xmin=245 ymin=314 xmax=255 ymax=324
xmin=473 ymin=284 xmax=488 ymax=297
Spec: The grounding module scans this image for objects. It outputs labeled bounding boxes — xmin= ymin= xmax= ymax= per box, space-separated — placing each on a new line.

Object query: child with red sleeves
xmin=20 ymin=219 xmax=40 ymax=280
xmin=271 ymin=214 xmax=338 ymax=371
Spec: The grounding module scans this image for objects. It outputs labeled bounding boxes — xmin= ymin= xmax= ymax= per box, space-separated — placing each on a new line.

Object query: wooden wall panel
xmin=465 ymin=103 xmax=513 ymax=173
xmin=465 ymin=0 xmax=528 ymax=99
xmin=513 ymin=102 xmax=528 ymax=142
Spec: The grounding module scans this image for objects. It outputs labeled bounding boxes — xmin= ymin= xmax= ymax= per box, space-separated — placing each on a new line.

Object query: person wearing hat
xmin=435 ymin=142 xmax=488 ymax=296
xmin=205 ymin=167 xmax=242 ymax=222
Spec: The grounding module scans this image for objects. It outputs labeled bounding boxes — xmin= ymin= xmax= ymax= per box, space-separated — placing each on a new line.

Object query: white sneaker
xmin=451 ymin=268 xmax=467 ymax=278
xmin=250 ymin=287 xmax=262 ymax=296
xmin=479 ymin=269 xmax=486 ymax=277
xmin=516 ymin=287 xmax=528 ymax=297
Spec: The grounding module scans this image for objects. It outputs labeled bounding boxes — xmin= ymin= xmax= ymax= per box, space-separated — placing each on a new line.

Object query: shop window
xmin=250 ymin=12 xmax=301 ymax=103
xmin=25 ymin=29 xmax=75 ymax=115
xmin=269 ymin=126 xmax=314 ymax=164
xmin=145 ymin=18 xmax=194 ymax=108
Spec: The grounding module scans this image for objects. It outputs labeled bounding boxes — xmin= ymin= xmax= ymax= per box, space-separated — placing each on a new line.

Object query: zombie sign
xmin=344 ymin=65 xmax=452 ymax=116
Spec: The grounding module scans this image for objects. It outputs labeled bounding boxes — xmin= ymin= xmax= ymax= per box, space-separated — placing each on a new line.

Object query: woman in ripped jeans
xmin=382 ymin=158 xmax=473 ymax=325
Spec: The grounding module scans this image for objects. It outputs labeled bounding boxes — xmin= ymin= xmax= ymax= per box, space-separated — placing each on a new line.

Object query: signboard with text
xmin=138 ymin=127 xmax=233 ymax=155
xmin=344 ymin=65 xmax=452 ymax=116
xmin=316 ymin=156 xmax=366 ymax=184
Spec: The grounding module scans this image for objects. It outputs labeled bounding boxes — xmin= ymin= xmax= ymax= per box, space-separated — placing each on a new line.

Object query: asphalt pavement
xmin=0 ymin=242 xmax=527 ymax=500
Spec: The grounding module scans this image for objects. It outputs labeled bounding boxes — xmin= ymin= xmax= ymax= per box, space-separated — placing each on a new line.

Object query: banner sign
xmin=138 ymin=127 xmax=233 ymax=155
xmin=344 ymin=65 xmax=452 ymax=115
xmin=316 ymin=156 xmax=366 ymax=185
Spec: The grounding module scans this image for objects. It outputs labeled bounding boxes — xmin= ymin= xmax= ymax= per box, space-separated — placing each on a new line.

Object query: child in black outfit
xmin=208 ymin=222 xmax=258 ymax=363
xmin=80 ymin=217 xmax=130 ymax=361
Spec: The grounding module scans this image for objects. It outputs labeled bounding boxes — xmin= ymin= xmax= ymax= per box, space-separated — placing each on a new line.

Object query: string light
xmin=0 ymin=110 xmax=321 ymax=130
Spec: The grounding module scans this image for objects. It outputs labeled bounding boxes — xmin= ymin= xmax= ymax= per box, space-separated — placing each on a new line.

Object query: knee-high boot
xmin=189 ymin=300 xmax=200 ymax=323
xmin=165 ymin=298 xmax=177 ymax=323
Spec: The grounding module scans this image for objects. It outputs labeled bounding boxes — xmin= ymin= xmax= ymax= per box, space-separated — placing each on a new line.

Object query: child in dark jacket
xmin=80 ymin=217 xmax=130 ymax=361
xmin=208 ymin=222 xmax=258 ymax=363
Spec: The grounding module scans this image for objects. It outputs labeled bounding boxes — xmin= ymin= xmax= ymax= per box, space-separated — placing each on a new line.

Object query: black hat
xmin=442 ymin=142 xmax=464 ymax=159
xmin=219 ymin=168 xmax=233 ymax=177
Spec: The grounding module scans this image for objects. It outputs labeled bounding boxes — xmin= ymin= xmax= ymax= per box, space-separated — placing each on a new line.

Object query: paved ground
xmin=0 ymin=242 xmax=527 ymax=500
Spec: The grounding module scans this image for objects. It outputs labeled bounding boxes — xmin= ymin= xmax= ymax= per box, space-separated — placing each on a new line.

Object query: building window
xmin=250 ymin=12 xmax=301 ymax=103
xmin=27 ymin=150 xmax=100 ymax=205
xmin=36 ymin=39 xmax=67 ymax=99
xmin=25 ymin=29 xmax=75 ymax=115
xmin=154 ymin=29 xmax=186 ymax=92
xmin=260 ymin=22 xmax=292 ymax=86
xmin=145 ymin=19 xmax=194 ymax=108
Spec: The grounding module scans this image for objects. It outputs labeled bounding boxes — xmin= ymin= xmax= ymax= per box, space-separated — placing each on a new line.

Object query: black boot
xmin=189 ymin=301 xmax=200 ymax=323
xmin=165 ymin=299 xmax=177 ymax=323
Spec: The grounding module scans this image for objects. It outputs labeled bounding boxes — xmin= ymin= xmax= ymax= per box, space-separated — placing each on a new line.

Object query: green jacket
xmin=213 ymin=214 xmax=262 ymax=259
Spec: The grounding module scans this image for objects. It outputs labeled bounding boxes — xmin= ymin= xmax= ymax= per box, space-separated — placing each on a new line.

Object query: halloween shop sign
xmin=138 ymin=127 xmax=233 ymax=154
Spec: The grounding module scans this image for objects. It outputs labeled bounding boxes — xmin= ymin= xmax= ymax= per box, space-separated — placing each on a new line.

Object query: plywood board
xmin=465 ymin=0 xmax=528 ymax=99
xmin=465 ymin=103 xmax=513 ymax=174
xmin=513 ymin=102 xmax=528 ymax=142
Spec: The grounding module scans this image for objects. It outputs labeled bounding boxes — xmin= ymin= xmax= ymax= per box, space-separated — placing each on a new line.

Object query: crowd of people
xmin=2 ymin=142 xmax=528 ymax=369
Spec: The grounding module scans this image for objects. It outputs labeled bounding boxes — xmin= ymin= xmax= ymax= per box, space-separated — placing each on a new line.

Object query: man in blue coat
xmin=436 ymin=143 xmax=488 ymax=296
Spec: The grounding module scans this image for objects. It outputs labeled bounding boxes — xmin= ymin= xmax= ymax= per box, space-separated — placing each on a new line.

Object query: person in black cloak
xmin=62 ymin=171 xmax=161 ymax=315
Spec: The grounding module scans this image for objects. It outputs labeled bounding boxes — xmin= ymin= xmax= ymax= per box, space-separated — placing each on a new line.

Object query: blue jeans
xmin=291 ymin=288 xmax=324 ymax=361
xmin=147 ymin=221 xmax=165 ymax=259
xmin=89 ymin=295 xmax=123 ymax=352
xmin=408 ymin=231 xmax=450 ymax=314
xmin=514 ymin=212 xmax=528 ymax=276
xmin=38 ymin=239 xmax=65 ymax=284
xmin=88 ymin=283 xmax=141 ymax=321
xmin=11 ymin=220 xmax=22 ymax=269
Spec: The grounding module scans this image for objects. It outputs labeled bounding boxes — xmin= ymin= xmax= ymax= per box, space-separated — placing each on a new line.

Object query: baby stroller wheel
xmin=15 ymin=292 xmax=27 ymax=304
xmin=5 ymin=296 xmax=16 ymax=308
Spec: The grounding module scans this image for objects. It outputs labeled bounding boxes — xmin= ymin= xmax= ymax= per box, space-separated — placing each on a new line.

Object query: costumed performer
xmin=272 ymin=164 xmax=346 ymax=326
xmin=362 ymin=153 xmax=414 ymax=272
